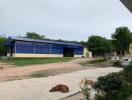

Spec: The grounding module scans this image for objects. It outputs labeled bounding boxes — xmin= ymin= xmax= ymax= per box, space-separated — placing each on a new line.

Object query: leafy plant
xmin=122 ymin=65 xmax=132 ymax=83
xmin=94 ymin=94 xmax=105 ymax=100
xmin=87 ymin=35 xmax=113 ymax=56
xmin=93 ymin=73 xmax=123 ymax=100
xmin=80 ymin=79 xmax=91 ymax=100
xmin=116 ymin=85 xmax=132 ymax=100
xmin=112 ymin=60 xmax=122 ymax=66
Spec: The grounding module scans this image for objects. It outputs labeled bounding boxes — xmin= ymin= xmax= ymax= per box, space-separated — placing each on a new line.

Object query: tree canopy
xmin=26 ymin=32 xmax=45 ymax=39
xmin=0 ymin=36 xmax=7 ymax=56
xmin=111 ymin=27 xmax=132 ymax=55
xmin=87 ymin=35 xmax=113 ymax=56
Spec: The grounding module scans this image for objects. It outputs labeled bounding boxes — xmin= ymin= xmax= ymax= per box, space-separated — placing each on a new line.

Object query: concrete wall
xmin=74 ymin=55 xmax=83 ymax=57
xmin=83 ymin=48 xmax=89 ymax=57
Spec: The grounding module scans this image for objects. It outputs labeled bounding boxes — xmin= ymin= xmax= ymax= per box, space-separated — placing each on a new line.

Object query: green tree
xmin=0 ymin=36 xmax=7 ymax=56
xmin=80 ymin=41 xmax=87 ymax=47
xmin=87 ymin=35 xmax=113 ymax=56
xmin=111 ymin=27 xmax=132 ymax=55
xmin=26 ymin=32 xmax=45 ymax=39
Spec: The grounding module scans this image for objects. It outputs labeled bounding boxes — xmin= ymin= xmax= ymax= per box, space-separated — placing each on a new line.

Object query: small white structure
xmin=83 ymin=48 xmax=92 ymax=58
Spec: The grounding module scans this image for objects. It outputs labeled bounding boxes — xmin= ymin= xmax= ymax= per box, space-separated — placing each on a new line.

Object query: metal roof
xmin=10 ymin=37 xmax=83 ymax=46
xmin=120 ymin=0 xmax=132 ymax=13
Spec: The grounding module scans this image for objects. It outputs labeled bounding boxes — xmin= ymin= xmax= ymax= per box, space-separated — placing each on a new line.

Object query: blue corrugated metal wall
xmin=15 ymin=41 xmax=83 ymax=55
xmin=35 ymin=43 xmax=50 ymax=54
xmin=16 ymin=41 xmax=34 ymax=53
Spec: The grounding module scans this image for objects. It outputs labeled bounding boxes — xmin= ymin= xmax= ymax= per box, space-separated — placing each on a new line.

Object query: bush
xmin=112 ymin=60 xmax=122 ymax=66
xmin=93 ymin=73 xmax=123 ymax=100
xmin=115 ymin=85 xmax=132 ymax=100
xmin=80 ymin=79 xmax=91 ymax=100
xmin=123 ymin=65 xmax=132 ymax=83
xmin=88 ymin=58 xmax=107 ymax=64
xmin=94 ymin=94 xmax=105 ymax=100
xmin=93 ymin=62 xmax=132 ymax=100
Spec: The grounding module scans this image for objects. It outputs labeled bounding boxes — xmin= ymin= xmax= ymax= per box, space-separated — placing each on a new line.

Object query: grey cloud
xmin=0 ymin=0 xmax=132 ymax=41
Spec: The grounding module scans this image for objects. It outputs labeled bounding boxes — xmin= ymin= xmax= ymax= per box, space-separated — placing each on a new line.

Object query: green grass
xmin=30 ymin=72 xmax=47 ymax=78
xmin=0 ymin=57 xmax=73 ymax=66
xmin=80 ymin=58 xmax=107 ymax=66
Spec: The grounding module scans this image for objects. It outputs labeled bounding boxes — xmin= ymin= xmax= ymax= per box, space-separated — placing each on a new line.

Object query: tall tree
xmin=80 ymin=41 xmax=87 ymax=47
xmin=26 ymin=32 xmax=45 ymax=39
xmin=0 ymin=36 xmax=7 ymax=56
xmin=111 ymin=27 xmax=132 ymax=55
xmin=87 ymin=35 xmax=113 ymax=56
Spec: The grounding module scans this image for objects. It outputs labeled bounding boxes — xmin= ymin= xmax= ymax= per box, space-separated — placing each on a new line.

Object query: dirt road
xmin=0 ymin=58 xmax=93 ymax=81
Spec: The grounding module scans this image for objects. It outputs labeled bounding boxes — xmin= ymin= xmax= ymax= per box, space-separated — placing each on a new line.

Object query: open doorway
xmin=63 ymin=48 xmax=74 ymax=57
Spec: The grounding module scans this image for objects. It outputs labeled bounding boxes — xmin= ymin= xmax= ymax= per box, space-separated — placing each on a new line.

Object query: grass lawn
xmin=0 ymin=57 xmax=73 ymax=66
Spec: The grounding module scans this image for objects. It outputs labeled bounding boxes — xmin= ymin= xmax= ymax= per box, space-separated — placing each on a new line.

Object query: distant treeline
xmin=1 ymin=26 xmax=132 ymax=56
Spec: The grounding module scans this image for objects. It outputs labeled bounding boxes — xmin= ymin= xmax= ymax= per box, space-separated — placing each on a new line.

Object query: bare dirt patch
xmin=0 ymin=58 xmax=95 ymax=82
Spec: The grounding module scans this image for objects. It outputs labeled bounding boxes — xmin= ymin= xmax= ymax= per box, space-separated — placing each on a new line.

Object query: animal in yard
xmin=0 ymin=66 xmax=3 ymax=69
xmin=49 ymin=84 xmax=69 ymax=93
xmin=80 ymin=78 xmax=94 ymax=86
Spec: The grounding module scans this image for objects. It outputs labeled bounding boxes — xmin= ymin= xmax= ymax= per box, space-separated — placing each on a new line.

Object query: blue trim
xmin=10 ymin=37 xmax=83 ymax=47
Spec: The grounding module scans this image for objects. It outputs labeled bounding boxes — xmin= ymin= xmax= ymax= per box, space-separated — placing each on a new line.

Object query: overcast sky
xmin=0 ymin=0 xmax=132 ymax=41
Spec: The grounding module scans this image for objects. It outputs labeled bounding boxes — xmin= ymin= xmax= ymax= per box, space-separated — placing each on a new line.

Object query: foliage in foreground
xmin=93 ymin=73 xmax=123 ymax=100
xmin=94 ymin=63 xmax=132 ymax=100
xmin=80 ymin=79 xmax=91 ymax=100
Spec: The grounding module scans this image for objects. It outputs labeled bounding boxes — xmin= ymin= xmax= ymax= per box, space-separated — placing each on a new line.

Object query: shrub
xmin=122 ymin=65 xmax=132 ymax=83
xmin=80 ymin=79 xmax=91 ymax=100
xmin=112 ymin=60 xmax=122 ymax=66
xmin=94 ymin=94 xmax=105 ymax=100
xmin=93 ymin=73 xmax=123 ymax=100
xmin=88 ymin=58 xmax=107 ymax=64
xmin=116 ymin=85 xmax=132 ymax=100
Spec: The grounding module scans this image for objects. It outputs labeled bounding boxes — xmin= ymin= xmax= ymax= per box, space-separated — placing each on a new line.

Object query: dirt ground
xmin=0 ymin=58 xmax=96 ymax=81
xmin=0 ymin=67 xmax=122 ymax=100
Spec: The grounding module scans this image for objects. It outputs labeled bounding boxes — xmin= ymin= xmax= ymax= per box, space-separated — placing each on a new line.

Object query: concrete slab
xmin=0 ymin=67 xmax=122 ymax=100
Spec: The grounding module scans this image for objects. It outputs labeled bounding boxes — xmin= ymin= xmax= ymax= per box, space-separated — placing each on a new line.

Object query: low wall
xmin=12 ymin=53 xmax=63 ymax=58
xmin=7 ymin=53 xmax=83 ymax=58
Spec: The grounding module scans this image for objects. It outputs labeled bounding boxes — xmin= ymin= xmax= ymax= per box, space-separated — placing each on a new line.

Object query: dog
xmin=0 ymin=66 xmax=3 ymax=69
xmin=49 ymin=84 xmax=69 ymax=93
xmin=80 ymin=78 xmax=94 ymax=86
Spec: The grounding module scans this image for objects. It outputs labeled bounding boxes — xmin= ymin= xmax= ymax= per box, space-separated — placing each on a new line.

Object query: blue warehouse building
xmin=6 ymin=37 xmax=84 ymax=58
